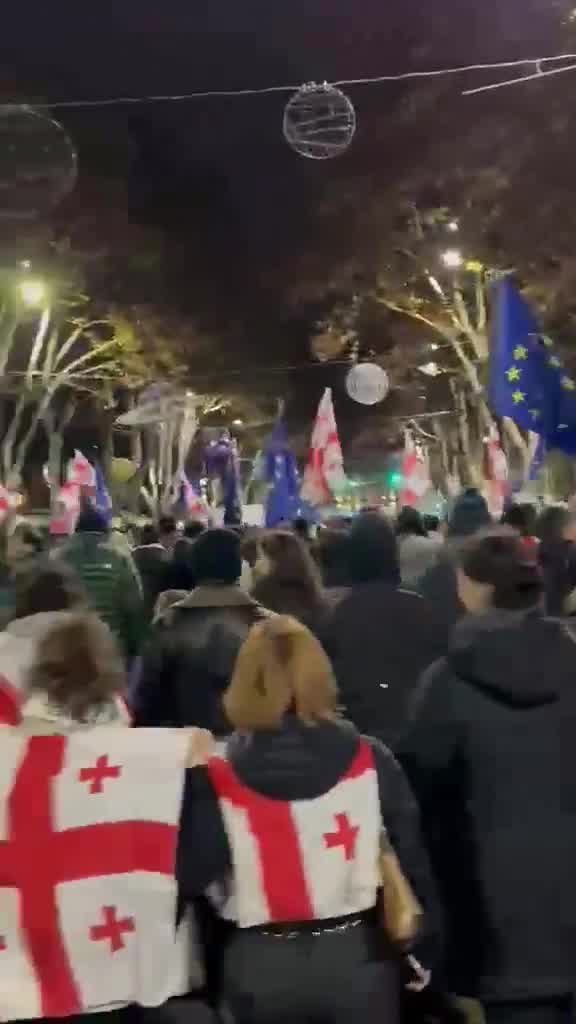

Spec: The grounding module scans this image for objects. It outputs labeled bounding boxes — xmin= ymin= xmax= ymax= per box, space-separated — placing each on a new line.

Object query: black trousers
xmin=484 ymin=997 xmax=574 ymax=1024
xmin=221 ymin=923 xmax=399 ymax=1024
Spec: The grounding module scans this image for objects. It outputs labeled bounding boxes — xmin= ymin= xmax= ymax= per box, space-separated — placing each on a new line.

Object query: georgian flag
xmin=67 ymin=450 xmax=96 ymax=491
xmin=207 ymin=740 xmax=380 ymax=927
xmin=301 ymin=388 xmax=347 ymax=506
xmin=0 ymin=729 xmax=191 ymax=1021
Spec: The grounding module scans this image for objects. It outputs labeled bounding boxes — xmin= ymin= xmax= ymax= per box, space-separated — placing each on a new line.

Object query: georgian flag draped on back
xmin=0 ymin=729 xmax=191 ymax=1021
xmin=207 ymin=740 xmax=380 ymax=927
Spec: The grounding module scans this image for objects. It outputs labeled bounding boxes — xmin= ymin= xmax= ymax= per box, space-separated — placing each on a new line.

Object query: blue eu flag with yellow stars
xmin=488 ymin=277 xmax=576 ymax=454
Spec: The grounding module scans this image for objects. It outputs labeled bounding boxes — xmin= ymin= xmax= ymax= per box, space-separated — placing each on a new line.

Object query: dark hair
xmin=536 ymin=506 xmax=573 ymax=546
xmin=460 ymin=531 xmax=543 ymax=611
xmin=346 ymin=513 xmax=400 ymax=585
xmin=28 ymin=613 xmax=126 ymax=721
xmin=76 ymin=508 xmax=109 ymax=534
xmin=191 ymin=528 xmax=242 ymax=584
xmin=316 ymin=529 xmax=350 ymax=588
xmin=13 ymin=562 xmax=88 ymax=621
xmin=158 ymin=515 xmax=177 ymax=537
xmin=396 ymin=506 xmax=428 ymax=538
xmin=501 ymin=503 xmax=537 ymax=538
xmin=292 ymin=517 xmax=311 ymax=541
xmin=256 ymin=530 xmax=324 ymax=621
xmin=140 ymin=523 xmax=159 ymax=545
xmin=423 ymin=514 xmax=440 ymax=533
xmin=183 ymin=520 xmax=206 ymax=541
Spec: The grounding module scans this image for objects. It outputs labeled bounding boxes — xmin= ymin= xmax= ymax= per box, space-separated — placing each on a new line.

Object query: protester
xmin=161 ymin=536 xmax=197 ymax=592
xmin=501 ymin=502 xmax=538 ymax=552
xmin=321 ymin=513 xmax=449 ymax=746
xmin=184 ymin=520 xmax=207 ymax=541
xmin=179 ymin=615 xmax=435 ymax=1024
xmin=159 ymin=514 xmax=180 ymax=552
xmin=536 ymin=504 xmax=576 ymax=615
xmin=396 ymin=506 xmax=439 ymax=588
xmin=55 ymin=508 xmax=144 ymax=661
xmin=19 ymin=611 xmax=130 ymax=732
xmin=132 ymin=522 xmax=170 ymax=621
xmin=292 ymin=515 xmax=313 ymax=547
xmin=0 ymin=522 xmax=46 ymax=626
xmin=418 ymin=488 xmax=492 ymax=628
xmin=132 ymin=528 xmax=269 ymax=732
xmin=1 ymin=610 xmax=212 ymax=1023
xmin=6 ymin=521 xmax=45 ymax=568
xmin=0 ymin=562 xmax=88 ymax=725
xmin=398 ymin=532 xmax=576 ymax=1022
xmin=251 ymin=528 xmax=327 ymax=632
xmin=316 ymin=528 xmax=350 ymax=601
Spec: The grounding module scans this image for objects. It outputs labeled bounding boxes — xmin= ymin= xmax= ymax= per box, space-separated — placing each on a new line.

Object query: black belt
xmin=247 ymin=909 xmax=374 ymax=939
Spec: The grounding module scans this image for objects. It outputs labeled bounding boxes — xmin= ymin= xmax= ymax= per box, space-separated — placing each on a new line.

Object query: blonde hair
xmin=224 ymin=614 xmax=338 ymax=731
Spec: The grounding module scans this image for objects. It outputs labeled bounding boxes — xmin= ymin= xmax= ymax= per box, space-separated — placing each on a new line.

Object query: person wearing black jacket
xmin=398 ymin=531 xmax=576 ymax=1024
xmin=131 ymin=529 xmax=269 ymax=733
xmin=320 ymin=512 xmax=449 ymax=747
xmin=536 ymin=505 xmax=576 ymax=616
xmin=178 ymin=615 xmax=437 ymax=1024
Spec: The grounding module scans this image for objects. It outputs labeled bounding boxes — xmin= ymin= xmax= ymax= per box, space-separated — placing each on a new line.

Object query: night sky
xmin=2 ymin=0 xmax=570 ymax=449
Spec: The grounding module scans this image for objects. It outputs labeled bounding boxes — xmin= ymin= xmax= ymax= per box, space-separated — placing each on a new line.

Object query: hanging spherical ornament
xmin=283 ymin=83 xmax=356 ymax=160
xmin=346 ymin=362 xmax=390 ymax=405
xmin=0 ymin=105 xmax=77 ymax=219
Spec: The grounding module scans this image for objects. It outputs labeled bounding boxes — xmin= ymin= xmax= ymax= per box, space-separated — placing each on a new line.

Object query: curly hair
xmin=27 ymin=613 xmax=126 ymax=722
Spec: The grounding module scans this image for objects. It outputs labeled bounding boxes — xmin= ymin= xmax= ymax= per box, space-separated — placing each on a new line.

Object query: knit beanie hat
xmin=447 ymin=488 xmax=492 ymax=539
xmin=190 ymin=528 xmax=242 ymax=585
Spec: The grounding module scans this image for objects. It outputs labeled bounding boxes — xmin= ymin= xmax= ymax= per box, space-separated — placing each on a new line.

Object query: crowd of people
xmin=2 ymin=489 xmax=576 ymax=1024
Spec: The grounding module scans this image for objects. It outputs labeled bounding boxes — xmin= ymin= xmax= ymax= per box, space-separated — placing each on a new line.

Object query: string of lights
xmin=14 ymin=51 xmax=576 ymax=111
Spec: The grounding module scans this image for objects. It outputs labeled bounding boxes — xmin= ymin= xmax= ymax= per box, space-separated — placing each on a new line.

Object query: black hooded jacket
xmin=397 ymin=609 xmax=576 ymax=1001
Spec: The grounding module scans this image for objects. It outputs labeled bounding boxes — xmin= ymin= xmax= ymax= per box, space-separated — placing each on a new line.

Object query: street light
xmin=18 ymin=277 xmax=48 ymax=308
xmin=447 ymin=220 xmax=459 ymax=233
xmin=441 ymin=249 xmax=463 ymax=270
xmin=232 ymin=418 xmax=244 ymax=427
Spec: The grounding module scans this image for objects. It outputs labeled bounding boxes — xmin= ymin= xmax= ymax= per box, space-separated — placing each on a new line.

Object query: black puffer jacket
xmin=398 ymin=609 xmax=576 ymax=1001
xmin=321 ymin=582 xmax=449 ymax=747
xmin=131 ymin=585 xmax=269 ymax=733
xmin=178 ymin=716 xmax=437 ymax=959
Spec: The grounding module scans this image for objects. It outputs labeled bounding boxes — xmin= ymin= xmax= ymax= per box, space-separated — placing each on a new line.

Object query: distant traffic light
xmin=387 ymin=470 xmax=403 ymax=491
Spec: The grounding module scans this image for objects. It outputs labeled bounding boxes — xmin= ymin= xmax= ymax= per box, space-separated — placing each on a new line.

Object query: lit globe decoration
xmin=283 ymin=83 xmax=356 ymax=160
xmin=345 ymin=362 xmax=390 ymax=405
xmin=0 ymin=105 xmax=78 ymax=219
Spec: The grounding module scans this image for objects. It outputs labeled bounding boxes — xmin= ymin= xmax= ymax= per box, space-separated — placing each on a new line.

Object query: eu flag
xmin=488 ymin=277 xmax=576 ymax=453
xmin=94 ymin=463 xmax=113 ymax=525
xmin=264 ymin=416 xmax=300 ymax=527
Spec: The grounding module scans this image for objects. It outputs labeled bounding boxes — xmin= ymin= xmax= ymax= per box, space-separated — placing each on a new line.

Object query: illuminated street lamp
xmin=446 ymin=220 xmax=460 ymax=233
xmin=18 ymin=277 xmax=48 ymax=308
xmin=232 ymin=418 xmax=244 ymax=427
xmin=441 ymin=249 xmax=463 ymax=270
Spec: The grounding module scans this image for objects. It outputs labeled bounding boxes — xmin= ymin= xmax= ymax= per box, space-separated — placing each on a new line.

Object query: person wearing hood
xmin=132 ymin=528 xmax=270 ymax=733
xmin=395 ymin=506 xmax=439 ymax=589
xmin=417 ymin=488 xmax=492 ymax=630
xmin=132 ymin=522 xmax=170 ymax=621
xmin=398 ymin=531 xmax=576 ymax=1022
xmin=56 ymin=508 xmax=145 ymax=661
xmin=178 ymin=615 xmax=436 ymax=1024
xmin=320 ymin=513 xmax=449 ymax=747
xmin=0 ymin=562 xmax=89 ymax=726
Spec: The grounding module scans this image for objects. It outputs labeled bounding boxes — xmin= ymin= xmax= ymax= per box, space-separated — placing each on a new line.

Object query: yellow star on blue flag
xmin=488 ymin=277 xmax=576 ymax=453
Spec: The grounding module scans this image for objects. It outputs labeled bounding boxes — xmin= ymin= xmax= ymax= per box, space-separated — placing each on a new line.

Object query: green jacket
xmin=56 ymin=532 xmax=144 ymax=658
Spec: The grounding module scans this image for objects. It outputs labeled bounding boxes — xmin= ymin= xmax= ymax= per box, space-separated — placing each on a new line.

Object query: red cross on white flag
xmin=301 ymin=388 xmax=347 ymax=506
xmin=67 ymin=450 xmax=96 ymax=490
xmin=0 ymin=730 xmax=191 ymax=1020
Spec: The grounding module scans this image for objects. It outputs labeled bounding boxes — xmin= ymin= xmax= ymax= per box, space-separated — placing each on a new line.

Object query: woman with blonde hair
xmin=251 ymin=529 xmax=327 ymax=632
xmin=178 ymin=615 xmax=434 ymax=1024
